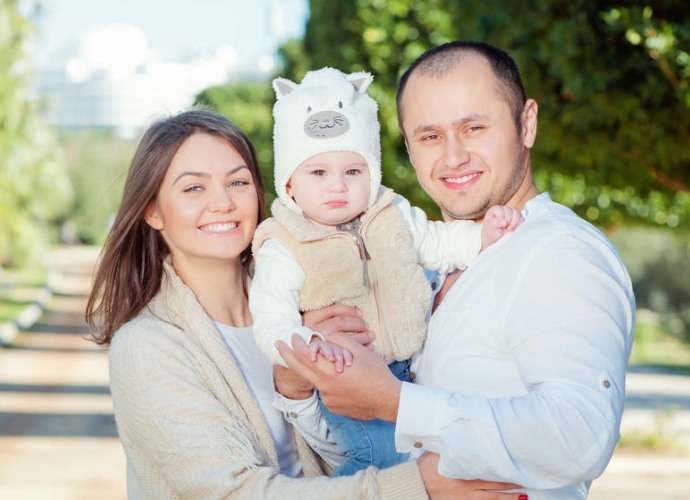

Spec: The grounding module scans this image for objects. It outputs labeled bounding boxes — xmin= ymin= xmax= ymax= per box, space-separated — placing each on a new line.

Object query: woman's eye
xmin=183 ymin=185 xmax=202 ymax=193
xmin=230 ymin=179 xmax=250 ymax=187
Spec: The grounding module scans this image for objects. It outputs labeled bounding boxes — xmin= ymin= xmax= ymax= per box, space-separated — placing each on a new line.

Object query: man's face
xmin=400 ymin=55 xmax=537 ymax=221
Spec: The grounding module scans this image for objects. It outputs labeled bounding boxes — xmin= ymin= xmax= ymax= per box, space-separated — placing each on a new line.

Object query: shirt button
xmin=410 ymin=371 xmax=416 ymax=381
xmin=413 ymin=442 xmax=423 ymax=449
xmin=289 ymin=412 xmax=298 ymax=419
xmin=431 ymin=282 xmax=438 ymax=290
xmin=602 ymin=380 xmax=611 ymax=389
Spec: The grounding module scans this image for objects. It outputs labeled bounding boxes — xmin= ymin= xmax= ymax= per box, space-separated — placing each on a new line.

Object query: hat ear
xmin=273 ymin=77 xmax=298 ymax=99
xmin=347 ymin=71 xmax=373 ymax=94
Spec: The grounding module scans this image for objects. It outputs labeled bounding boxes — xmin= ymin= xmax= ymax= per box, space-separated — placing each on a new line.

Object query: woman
xmin=85 ymin=109 xmax=524 ymax=499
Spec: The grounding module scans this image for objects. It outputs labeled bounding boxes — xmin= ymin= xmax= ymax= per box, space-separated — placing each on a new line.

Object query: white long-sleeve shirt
xmin=396 ymin=193 xmax=635 ymax=499
xmin=277 ymin=193 xmax=635 ymax=500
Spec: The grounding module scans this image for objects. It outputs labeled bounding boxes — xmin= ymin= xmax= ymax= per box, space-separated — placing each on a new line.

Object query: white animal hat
xmin=272 ymin=67 xmax=381 ymax=214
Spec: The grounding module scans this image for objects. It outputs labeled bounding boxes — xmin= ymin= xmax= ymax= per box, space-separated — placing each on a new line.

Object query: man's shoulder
xmin=524 ymin=193 xmax=602 ymax=235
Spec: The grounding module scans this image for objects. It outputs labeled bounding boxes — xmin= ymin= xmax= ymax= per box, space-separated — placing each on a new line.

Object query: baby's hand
xmin=308 ymin=337 xmax=353 ymax=373
xmin=481 ymin=205 xmax=524 ymax=250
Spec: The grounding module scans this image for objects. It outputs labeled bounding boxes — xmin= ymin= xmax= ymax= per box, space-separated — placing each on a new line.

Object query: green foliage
xmin=58 ymin=129 xmax=133 ymax=245
xmin=611 ymin=227 xmax=690 ymax=343
xmin=275 ymin=0 xmax=690 ymax=227
xmin=0 ymin=0 xmax=73 ymax=266
xmin=195 ymin=82 xmax=278 ymax=205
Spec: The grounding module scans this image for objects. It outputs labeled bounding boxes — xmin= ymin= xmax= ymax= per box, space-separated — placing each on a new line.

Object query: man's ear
xmin=522 ymin=99 xmax=538 ymax=149
xmin=144 ymin=201 xmax=163 ymax=230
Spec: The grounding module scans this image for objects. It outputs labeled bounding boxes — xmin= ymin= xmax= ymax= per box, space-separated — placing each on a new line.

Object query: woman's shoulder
xmin=109 ymin=310 xmax=187 ymax=361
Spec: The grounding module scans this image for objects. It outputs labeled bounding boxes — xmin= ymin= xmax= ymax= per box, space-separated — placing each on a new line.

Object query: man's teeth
xmin=445 ymin=173 xmax=477 ymax=183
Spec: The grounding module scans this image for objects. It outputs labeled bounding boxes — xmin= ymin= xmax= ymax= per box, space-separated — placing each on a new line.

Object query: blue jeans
xmin=318 ymin=359 xmax=412 ymax=476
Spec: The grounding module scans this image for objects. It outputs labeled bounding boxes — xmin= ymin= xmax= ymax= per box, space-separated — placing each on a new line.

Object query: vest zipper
xmin=336 ymin=220 xmax=369 ymax=288
xmin=336 ymin=218 xmax=392 ymax=360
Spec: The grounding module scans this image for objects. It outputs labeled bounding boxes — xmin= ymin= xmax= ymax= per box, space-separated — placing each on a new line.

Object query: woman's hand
xmin=419 ymin=452 xmax=527 ymax=500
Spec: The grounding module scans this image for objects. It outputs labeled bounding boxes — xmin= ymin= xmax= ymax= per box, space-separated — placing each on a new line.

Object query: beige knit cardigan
xmin=108 ymin=259 xmax=428 ymax=499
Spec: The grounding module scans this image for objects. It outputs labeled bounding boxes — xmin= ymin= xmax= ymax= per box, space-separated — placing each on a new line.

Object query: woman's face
xmin=145 ymin=133 xmax=259 ymax=267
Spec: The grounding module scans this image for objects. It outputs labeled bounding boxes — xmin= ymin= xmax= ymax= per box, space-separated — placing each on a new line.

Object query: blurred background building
xmin=31 ymin=0 xmax=303 ymax=138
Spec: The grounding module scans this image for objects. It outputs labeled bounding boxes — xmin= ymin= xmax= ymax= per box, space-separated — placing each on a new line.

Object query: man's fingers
xmin=276 ymin=336 xmax=340 ymax=386
xmin=275 ymin=339 xmax=318 ymax=386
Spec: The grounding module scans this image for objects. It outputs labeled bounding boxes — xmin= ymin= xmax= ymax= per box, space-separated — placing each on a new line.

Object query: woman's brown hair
xmin=85 ymin=109 xmax=267 ymax=346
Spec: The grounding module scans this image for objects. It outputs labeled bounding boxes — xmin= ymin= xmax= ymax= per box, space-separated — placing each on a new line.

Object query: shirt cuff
xmin=395 ymin=381 xmax=456 ymax=455
xmin=272 ymin=390 xmax=321 ymax=421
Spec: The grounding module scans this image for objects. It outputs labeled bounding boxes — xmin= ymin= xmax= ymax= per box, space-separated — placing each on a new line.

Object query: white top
xmin=278 ymin=193 xmax=636 ymax=500
xmin=250 ymin=193 xmax=482 ymax=365
xmin=216 ymin=323 xmax=302 ymax=478
xmin=396 ymin=193 xmax=635 ymax=499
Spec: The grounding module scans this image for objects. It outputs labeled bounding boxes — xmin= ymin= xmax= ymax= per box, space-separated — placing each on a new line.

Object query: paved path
xmin=0 ymin=246 xmax=126 ymax=500
xmin=1 ymin=246 xmax=689 ymax=499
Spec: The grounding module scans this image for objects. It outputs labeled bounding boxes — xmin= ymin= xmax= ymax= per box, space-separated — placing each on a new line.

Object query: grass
xmin=617 ymin=427 xmax=686 ymax=455
xmin=629 ymin=311 xmax=690 ymax=374
xmin=616 ymin=311 xmax=690 ymax=455
xmin=617 ymin=404 xmax=689 ymax=456
xmin=0 ymin=266 xmax=48 ymax=324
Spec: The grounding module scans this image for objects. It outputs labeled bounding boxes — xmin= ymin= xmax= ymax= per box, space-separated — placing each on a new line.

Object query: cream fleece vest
xmin=253 ymin=187 xmax=430 ymax=362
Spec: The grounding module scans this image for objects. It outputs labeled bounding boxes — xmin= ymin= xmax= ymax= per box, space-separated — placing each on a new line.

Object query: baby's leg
xmin=318 ymin=359 xmax=412 ymax=476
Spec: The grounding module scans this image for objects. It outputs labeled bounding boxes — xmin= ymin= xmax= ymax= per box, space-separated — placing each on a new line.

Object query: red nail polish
xmin=518 ymin=495 xmax=528 ymax=500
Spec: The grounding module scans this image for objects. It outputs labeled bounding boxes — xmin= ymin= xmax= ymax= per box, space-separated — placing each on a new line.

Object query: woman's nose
xmin=210 ymin=187 xmax=235 ymax=211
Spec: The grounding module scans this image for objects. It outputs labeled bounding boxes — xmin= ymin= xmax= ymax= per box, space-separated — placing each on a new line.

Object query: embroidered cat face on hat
xmin=272 ymin=67 xmax=382 ymax=214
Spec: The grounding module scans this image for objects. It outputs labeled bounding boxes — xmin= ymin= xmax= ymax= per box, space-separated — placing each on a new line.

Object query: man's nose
xmin=444 ymin=137 xmax=471 ymax=168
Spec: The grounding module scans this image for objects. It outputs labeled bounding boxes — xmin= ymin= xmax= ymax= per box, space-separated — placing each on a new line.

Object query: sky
xmin=30 ymin=0 xmax=309 ymax=69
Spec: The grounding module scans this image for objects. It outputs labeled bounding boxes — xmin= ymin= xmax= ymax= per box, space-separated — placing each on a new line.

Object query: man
xmin=276 ymin=41 xmax=635 ymax=500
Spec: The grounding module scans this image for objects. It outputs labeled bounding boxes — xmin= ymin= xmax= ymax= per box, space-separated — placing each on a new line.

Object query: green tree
xmin=0 ymin=0 xmax=73 ymax=266
xmin=195 ymin=82 xmax=278 ymax=204
xmin=58 ymin=129 xmax=132 ymax=245
xmin=278 ymin=0 xmax=690 ymax=229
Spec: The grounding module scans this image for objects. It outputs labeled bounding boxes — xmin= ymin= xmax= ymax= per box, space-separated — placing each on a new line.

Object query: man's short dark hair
xmin=396 ymin=41 xmax=527 ymax=135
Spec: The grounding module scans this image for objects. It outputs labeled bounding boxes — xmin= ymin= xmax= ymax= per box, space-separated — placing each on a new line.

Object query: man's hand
xmin=275 ymin=304 xmax=373 ymax=401
xmin=276 ymin=332 xmax=402 ymax=422
xmin=481 ymin=205 xmax=524 ymax=250
xmin=273 ymin=363 xmax=315 ymax=401
xmin=308 ymin=337 xmax=353 ymax=373
xmin=418 ymin=453 xmax=527 ymax=500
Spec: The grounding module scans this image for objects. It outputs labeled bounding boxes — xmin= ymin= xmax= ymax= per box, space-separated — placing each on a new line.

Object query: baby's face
xmin=287 ymin=151 xmax=371 ymax=228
